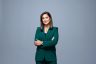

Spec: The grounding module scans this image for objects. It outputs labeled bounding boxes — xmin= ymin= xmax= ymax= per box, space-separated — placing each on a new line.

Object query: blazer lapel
xmin=42 ymin=27 xmax=54 ymax=40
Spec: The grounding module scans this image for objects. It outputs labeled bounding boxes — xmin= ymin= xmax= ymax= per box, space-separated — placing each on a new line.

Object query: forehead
xmin=42 ymin=14 xmax=49 ymax=17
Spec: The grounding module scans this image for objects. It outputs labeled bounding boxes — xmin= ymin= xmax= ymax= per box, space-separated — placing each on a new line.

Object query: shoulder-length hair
xmin=40 ymin=11 xmax=53 ymax=30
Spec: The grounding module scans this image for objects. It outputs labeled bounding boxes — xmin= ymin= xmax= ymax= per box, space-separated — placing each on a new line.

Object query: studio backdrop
xmin=0 ymin=0 xmax=96 ymax=64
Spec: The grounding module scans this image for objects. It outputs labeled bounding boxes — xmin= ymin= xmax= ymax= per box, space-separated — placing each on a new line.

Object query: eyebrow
xmin=42 ymin=16 xmax=48 ymax=18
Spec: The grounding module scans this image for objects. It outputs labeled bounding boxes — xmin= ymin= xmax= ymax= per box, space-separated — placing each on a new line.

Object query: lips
xmin=44 ymin=20 xmax=47 ymax=22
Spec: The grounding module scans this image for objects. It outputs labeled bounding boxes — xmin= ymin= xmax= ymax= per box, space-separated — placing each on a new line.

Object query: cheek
xmin=42 ymin=19 xmax=45 ymax=22
xmin=46 ymin=18 xmax=50 ymax=21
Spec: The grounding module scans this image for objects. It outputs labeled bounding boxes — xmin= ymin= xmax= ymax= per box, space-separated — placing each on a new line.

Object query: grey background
xmin=0 ymin=0 xmax=96 ymax=64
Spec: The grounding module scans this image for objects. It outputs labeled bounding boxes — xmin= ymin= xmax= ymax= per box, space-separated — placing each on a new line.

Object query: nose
xmin=43 ymin=19 xmax=47 ymax=21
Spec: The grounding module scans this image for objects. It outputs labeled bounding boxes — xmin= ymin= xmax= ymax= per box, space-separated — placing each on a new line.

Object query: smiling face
xmin=42 ymin=14 xmax=51 ymax=25
xmin=40 ymin=11 xmax=53 ymax=29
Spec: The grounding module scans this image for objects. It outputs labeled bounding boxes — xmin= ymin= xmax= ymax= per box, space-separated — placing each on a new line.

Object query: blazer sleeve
xmin=41 ymin=27 xmax=59 ymax=48
xmin=34 ymin=27 xmax=40 ymax=41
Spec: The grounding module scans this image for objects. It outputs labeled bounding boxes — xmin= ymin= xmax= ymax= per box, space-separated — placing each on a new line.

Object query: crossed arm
xmin=34 ymin=27 xmax=59 ymax=48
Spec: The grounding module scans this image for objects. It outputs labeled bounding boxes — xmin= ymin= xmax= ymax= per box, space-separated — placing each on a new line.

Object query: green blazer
xmin=34 ymin=26 xmax=59 ymax=61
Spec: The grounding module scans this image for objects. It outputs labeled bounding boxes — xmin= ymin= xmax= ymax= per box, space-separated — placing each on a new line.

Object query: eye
xmin=46 ymin=17 xmax=48 ymax=19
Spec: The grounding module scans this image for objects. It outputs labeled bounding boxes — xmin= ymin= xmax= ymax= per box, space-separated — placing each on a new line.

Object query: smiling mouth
xmin=44 ymin=21 xmax=47 ymax=23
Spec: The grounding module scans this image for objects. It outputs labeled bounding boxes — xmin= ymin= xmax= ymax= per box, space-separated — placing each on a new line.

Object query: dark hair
xmin=40 ymin=11 xmax=53 ymax=30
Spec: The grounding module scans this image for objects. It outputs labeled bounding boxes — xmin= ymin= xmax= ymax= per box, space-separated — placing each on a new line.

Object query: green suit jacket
xmin=34 ymin=27 xmax=59 ymax=61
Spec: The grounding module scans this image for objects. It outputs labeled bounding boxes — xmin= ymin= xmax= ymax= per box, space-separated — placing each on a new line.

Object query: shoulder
xmin=37 ymin=27 xmax=40 ymax=29
xmin=36 ymin=27 xmax=41 ymax=31
xmin=53 ymin=26 xmax=58 ymax=30
xmin=36 ymin=27 xmax=42 ymax=30
xmin=52 ymin=27 xmax=58 ymax=32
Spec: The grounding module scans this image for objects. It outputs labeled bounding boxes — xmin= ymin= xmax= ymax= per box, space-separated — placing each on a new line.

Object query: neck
xmin=44 ymin=24 xmax=50 ymax=28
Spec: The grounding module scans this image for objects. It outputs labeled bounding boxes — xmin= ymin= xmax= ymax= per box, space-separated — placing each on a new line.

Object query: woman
xmin=34 ymin=11 xmax=59 ymax=64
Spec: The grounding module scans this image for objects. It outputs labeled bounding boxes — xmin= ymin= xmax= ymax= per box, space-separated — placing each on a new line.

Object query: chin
xmin=44 ymin=23 xmax=49 ymax=25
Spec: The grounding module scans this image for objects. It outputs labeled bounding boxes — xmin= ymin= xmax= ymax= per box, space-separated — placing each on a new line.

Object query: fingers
xmin=34 ymin=41 xmax=41 ymax=46
xmin=34 ymin=41 xmax=38 ymax=46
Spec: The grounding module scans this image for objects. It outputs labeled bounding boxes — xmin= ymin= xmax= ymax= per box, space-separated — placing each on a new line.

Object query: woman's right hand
xmin=34 ymin=40 xmax=43 ymax=46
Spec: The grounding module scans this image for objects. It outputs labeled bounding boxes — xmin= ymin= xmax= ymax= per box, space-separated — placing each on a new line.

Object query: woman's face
xmin=42 ymin=14 xmax=51 ymax=25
